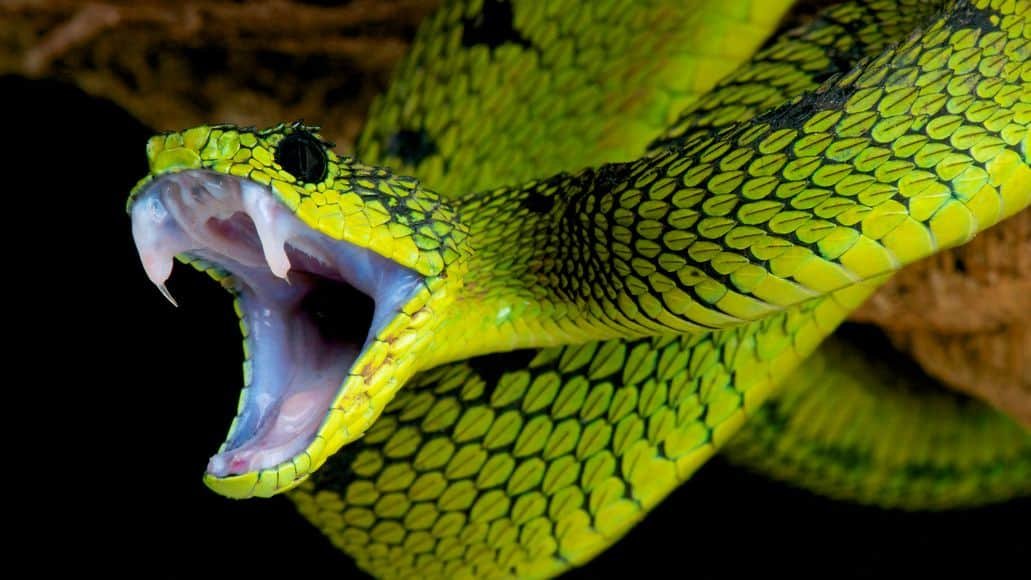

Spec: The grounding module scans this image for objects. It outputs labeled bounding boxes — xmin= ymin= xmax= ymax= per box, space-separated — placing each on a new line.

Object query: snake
xmin=127 ymin=0 xmax=1030 ymax=577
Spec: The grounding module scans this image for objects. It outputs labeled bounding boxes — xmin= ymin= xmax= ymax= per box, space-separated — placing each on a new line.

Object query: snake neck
xmin=449 ymin=171 xmax=652 ymax=356
xmin=427 ymin=0 xmax=1031 ymax=368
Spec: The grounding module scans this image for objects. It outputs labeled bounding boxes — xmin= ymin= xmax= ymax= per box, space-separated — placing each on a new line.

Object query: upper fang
xmin=242 ymin=182 xmax=294 ymax=280
xmin=131 ymin=194 xmax=192 ymax=306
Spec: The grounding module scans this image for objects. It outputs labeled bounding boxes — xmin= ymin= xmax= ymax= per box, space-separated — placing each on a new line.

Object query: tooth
xmin=155 ymin=283 xmax=179 ymax=307
xmin=139 ymin=246 xmax=179 ymax=307
xmin=131 ymin=195 xmax=193 ymax=306
xmin=242 ymin=182 xmax=293 ymax=280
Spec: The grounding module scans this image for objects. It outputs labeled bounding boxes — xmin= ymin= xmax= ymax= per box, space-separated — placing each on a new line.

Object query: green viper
xmin=128 ymin=0 xmax=1030 ymax=576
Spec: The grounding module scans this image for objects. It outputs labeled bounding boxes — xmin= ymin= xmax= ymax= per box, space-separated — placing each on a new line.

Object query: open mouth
xmin=130 ymin=170 xmax=423 ymax=480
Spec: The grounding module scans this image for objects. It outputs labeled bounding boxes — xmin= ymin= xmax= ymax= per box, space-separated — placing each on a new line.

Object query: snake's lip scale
xmin=130 ymin=169 xmax=424 ymax=479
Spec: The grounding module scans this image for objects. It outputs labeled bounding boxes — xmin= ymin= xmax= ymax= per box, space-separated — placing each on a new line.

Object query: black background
xmin=15 ymin=74 xmax=1027 ymax=577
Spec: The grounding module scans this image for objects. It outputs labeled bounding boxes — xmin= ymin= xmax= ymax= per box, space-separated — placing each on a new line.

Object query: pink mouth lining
xmin=130 ymin=171 xmax=422 ymax=476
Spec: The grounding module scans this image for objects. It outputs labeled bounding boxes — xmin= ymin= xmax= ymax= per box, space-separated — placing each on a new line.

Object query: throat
xmin=299 ymin=270 xmax=376 ymax=348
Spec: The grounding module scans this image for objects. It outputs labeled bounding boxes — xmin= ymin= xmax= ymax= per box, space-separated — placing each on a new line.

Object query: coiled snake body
xmin=128 ymin=0 xmax=1030 ymax=577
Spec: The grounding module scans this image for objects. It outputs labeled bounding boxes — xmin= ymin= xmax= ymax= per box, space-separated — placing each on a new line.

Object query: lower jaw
xmin=198 ymin=272 xmax=442 ymax=499
xmin=203 ymin=266 xmax=371 ymax=479
xmin=204 ymin=463 xmax=312 ymax=498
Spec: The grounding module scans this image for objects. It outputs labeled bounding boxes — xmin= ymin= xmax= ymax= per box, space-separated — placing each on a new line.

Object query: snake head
xmin=127 ymin=123 xmax=469 ymax=498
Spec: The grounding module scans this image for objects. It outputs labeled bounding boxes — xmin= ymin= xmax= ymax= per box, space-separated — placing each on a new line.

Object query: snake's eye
xmin=275 ymin=132 xmax=328 ymax=183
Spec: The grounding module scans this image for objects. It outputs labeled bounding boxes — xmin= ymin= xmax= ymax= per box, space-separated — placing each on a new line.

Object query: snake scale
xmin=127 ymin=0 xmax=1030 ymax=577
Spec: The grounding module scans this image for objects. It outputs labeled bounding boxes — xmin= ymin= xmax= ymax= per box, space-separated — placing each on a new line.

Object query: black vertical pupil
xmin=275 ymin=133 xmax=327 ymax=182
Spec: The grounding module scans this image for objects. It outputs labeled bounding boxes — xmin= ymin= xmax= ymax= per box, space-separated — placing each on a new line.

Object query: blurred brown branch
xmin=853 ymin=212 xmax=1030 ymax=425
xmin=2 ymin=0 xmax=439 ymax=147
xmin=3 ymin=0 xmax=1027 ymax=423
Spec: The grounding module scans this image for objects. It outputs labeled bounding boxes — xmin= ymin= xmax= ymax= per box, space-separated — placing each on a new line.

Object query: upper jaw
xmin=129 ymin=169 xmax=437 ymax=497
xmin=131 ymin=170 xmax=419 ymax=304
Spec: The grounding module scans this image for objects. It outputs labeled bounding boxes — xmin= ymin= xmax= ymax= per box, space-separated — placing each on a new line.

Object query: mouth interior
xmin=130 ymin=170 xmax=422 ymax=477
